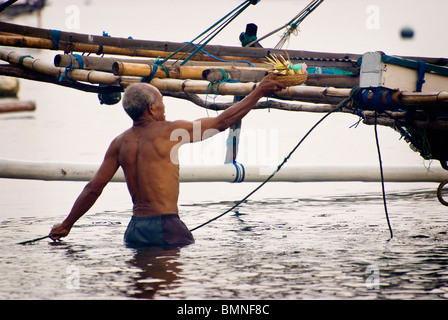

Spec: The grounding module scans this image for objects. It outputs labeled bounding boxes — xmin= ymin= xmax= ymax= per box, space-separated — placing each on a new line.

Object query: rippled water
xmin=1 ymin=0 xmax=448 ymax=301
xmin=2 ymin=185 xmax=448 ymax=300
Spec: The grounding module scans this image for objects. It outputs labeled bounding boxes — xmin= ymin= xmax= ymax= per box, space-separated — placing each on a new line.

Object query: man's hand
xmin=255 ymin=73 xmax=287 ymax=97
xmin=49 ymin=223 xmax=71 ymax=241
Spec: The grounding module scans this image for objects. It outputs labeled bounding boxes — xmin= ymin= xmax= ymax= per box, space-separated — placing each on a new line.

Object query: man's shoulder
xmin=110 ymin=128 xmax=134 ymax=146
xmin=115 ymin=128 xmax=132 ymax=140
xmin=165 ymin=119 xmax=191 ymax=126
xmin=161 ymin=120 xmax=194 ymax=132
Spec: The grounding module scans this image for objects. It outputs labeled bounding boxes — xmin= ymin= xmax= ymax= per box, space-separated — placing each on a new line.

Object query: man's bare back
xmin=116 ymin=121 xmax=181 ymax=216
xmin=49 ymin=75 xmax=286 ymax=244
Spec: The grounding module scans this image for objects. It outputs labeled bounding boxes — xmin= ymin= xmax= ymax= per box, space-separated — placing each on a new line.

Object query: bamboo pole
xmin=112 ymin=61 xmax=157 ymax=77
xmin=0 ymin=64 xmax=116 ymax=94
xmin=112 ymin=61 xmax=214 ymax=79
xmin=164 ymin=91 xmax=444 ymax=131
xmin=306 ymin=74 xmax=359 ymax=88
xmin=285 ymin=85 xmax=351 ymax=104
xmin=0 ymin=34 xmax=262 ymax=65
xmin=398 ymin=91 xmax=448 ymax=106
xmin=0 ymin=158 xmax=447 ymax=183
xmin=0 ymin=35 xmax=163 ymax=59
xmin=0 ymin=99 xmax=35 ymax=113
xmin=163 ymin=91 xmax=338 ymax=113
xmin=0 ymin=21 xmax=362 ymax=63
xmin=153 ymin=78 xmax=448 ymax=107
xmin=147 ymin=78 xmax=257 ymax=96
xmin=54 ymin=54 xmax=153 ymax=71
xmin=134 ymin=78 xmax=351 ymax=104
xmin=0 ymin=49 xmax=119 ymax=85
xmin=112 ymin=61 xmax=270 ymax=81
xmin=119 ymin=77 xmax=448 ymax=108
xmin=112 ymin=61 xmax=358 ymax=87
xmin=162 ymin=91 xmax=423 ymax=131
xmin=54 ymin=54 xmax=268 ymax=73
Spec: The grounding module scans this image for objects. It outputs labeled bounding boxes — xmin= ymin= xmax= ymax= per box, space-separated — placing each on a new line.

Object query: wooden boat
xmin=0 ymin=18 xmax=447 ymax=174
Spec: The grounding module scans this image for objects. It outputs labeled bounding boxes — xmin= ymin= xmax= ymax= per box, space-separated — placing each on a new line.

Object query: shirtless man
xmin=49 ymin=74 xmax=286 ymax=247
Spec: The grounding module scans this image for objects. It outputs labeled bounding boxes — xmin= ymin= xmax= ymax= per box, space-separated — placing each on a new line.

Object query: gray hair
xmin=122 ymin=83 xmax=156 ymax=120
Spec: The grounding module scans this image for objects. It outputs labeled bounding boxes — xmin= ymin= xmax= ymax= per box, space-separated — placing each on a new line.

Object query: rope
xmin=160 ymin=0 xmax=257 ymax=66
xmin=374 ymin=111 xmax=394 ymax=240
xmin=239 ymin=32 xmax=257 ymax=47
xmin=340 ymin=87 xmax=394 ymax=239
xmin=17 ymin=55 xmax=33 ymax=66
xmin=275 ymin=23 xmax=299 ymax=50
xmin=246 ymin=0 xmax=324 ymax=48
xmin=339 ymin=87 xmax=400 ymax=115
xmin=191 ymin=92 xmax=394 ymax=240
xmin=232 ymin=162 xmax=246 ymax=183
xmin=0 ymin=0 xmax=19 ymax=12
xmin=49 ymin=29 xmax=61 ymax=50
xmin=416 ymin=60 xmax=426 ymax=92
xmin=405 ymin=126 xmax=432 ymax=160
xmin=204 ymin=71 xmax=240 ymax=115
xmin=343 ymin=86 xmax=432 ymax=165
xmin=140 ymin=58 xmax=169 ymax=83
xmin=72 ymin=54 xmax=84 ymax=69
xmin=180 ymin=3 xmax=251 ymax=66
xmin=184 ymin=43 xmax=255 ymax=67
xmin=189 ymin=105 xmax=342 ymax=232
xmin=59 ymin=54 xmax=86 ymax=82
xmin=17 ymin=234 xmax=56 ymax=245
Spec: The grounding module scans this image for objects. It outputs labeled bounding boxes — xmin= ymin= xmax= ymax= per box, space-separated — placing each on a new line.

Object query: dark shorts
xmin=124 ymin=214 xmax=194 ymax=248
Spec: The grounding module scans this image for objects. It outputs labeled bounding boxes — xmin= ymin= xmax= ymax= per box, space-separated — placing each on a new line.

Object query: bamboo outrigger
xmin=2 ymin=47 xmax=446 ymax=108
xmin=1 ymin=158 xmax=447 ymax=184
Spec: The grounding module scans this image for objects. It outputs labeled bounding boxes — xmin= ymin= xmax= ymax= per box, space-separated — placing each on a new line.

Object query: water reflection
xmin=126 ymin=247 xmax=184 ymax=299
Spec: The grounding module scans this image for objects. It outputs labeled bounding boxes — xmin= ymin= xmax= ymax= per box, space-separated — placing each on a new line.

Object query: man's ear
xmin=148 ymin=102 xmax=155 ymax=114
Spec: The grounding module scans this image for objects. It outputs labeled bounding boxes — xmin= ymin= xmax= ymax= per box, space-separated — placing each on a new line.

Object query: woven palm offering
xmin=265 ymin=51 xmax=307 ymax=87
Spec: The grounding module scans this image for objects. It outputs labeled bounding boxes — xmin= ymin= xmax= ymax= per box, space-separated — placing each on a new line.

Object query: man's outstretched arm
xmin=171 ymin=74 xmax=286 ymax=144
xmin=49 ymin=138 xmax=120 ymax=240
xmin=210 ymin=74 xmax=286 ymax=132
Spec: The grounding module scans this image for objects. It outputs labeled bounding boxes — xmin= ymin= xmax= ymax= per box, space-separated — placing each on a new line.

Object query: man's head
xmin=122 ymin=83 xmax=165 ymax=121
